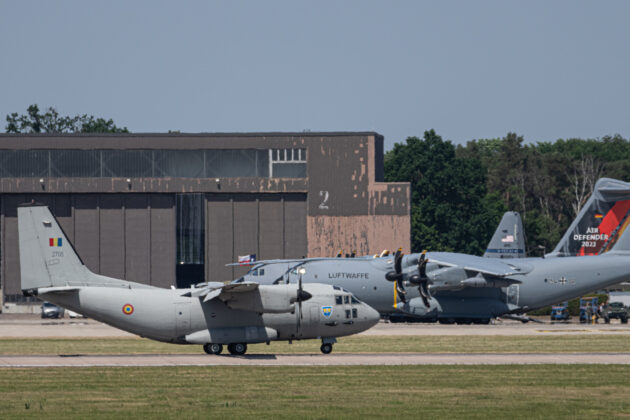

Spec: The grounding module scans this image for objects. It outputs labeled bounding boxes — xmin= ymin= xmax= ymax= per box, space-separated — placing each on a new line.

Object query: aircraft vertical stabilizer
xmin=551 ymin=178 xmax=630 ymax=256
xmin=483 ymin=212 xmax=525 ymax=258
xmin=18 ymin=205 xmax=116 ymax=292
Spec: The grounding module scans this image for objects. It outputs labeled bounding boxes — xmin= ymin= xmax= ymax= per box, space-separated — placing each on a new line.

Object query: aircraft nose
xmin=363 ymin=304 xmax=380 ymax=329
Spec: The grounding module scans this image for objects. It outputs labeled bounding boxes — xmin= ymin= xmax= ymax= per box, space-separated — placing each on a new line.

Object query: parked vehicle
xmin=602 ymin=302 xmax=629 ymax=324
xmin=41 ymin=302 xmax=64 ymax=319
xmin=550 ymin=302 xmax=570 ymax=322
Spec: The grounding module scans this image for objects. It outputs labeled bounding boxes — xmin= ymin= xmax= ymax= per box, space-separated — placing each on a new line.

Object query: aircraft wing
xmin=182 ymin=282 xmax=297 ymax=313
xmin=225 ymin=257 xmax=336 ymax=267
xmin=36 ymin=286 xmax=82 ymax=294
xmin=186 ymin=282 xmax=260 ymax=302
xmin=427 ymin=252 xmax=533 ymax=277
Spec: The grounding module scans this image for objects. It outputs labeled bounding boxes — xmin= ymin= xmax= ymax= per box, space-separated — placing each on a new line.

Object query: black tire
xmin=605 ymin=316 xmax=610 ymax=324
xmin=203 ymin=343 xmax=223 ymax=355
xmin=320 ymin=343 xmax=333 ymax=354
xmin=622 ymin=317 xmax=628 ymax=324
xmin=227 ymin=343 xmax=247 ymax=355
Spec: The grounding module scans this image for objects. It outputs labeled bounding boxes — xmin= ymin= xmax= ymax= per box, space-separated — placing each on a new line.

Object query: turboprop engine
xmin=395 ymin=296 xmax=442 ymax=317
xmin=427 ymin=266 xmax=490 ymax=291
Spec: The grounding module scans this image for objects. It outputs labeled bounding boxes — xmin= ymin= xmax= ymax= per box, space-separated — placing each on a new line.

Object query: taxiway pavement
xmin=2 ymin=315 xmax=630 ymax=338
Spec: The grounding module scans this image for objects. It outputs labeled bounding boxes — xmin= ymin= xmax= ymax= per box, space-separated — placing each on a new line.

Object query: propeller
xmin=409 ymin=250 xmax=431 ymax=308
xmin=385 ymin=248 xmax=407 ymax=303
xmin=293 ymin=271 xmax=312 ymax=332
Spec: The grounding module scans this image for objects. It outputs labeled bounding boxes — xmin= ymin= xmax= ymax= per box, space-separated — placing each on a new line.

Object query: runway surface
xmin=2 ymin=352 xmax=630 ymax=367
xmin=2 ymin=315 xmax=630 ymax=338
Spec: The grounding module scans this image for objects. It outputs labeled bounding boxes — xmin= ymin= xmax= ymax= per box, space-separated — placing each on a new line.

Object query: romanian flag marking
xmin=122 ymin=304 xmax=134 ymax=315
xmin=49 ymin=237 xmax=62 ymax=247
xmin=595 ymin=214 xmax=604 ymax=219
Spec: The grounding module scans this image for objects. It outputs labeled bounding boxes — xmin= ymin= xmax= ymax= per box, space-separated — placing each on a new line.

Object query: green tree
xmin=385 ymin=130 xmax=505 ymax=254
xmin=5 ymin=104 xmax=128 ymax=133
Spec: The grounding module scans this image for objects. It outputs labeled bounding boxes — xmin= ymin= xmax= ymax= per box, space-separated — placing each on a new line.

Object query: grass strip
xmin=0 ymin=365 xmax=628 ymax=419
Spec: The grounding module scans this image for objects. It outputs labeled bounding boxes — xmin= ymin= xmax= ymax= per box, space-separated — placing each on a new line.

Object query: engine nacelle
xmin=428 ymin=266 xmax=468 ymax=291
xmin=395 ymin=296 xmax=442 ymax=318
xmin=223 ymin=287 xmax=296 ymax=313
xmin=460 ymin=277 xmax=488 ymax=288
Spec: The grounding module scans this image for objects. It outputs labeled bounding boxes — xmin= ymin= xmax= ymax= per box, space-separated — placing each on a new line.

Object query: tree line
xmin=385 ymin=130 xmax=630 ymax=255
xmin=6 ymin=105 xmax=628 ymax=255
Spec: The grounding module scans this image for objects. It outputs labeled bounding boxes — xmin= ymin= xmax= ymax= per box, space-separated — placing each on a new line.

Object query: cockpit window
xmin=351 ymin=296 xmax=360 ymax=304
xmin=343 ymin=295 xmax=350 ymax=304
xmin=352 ymin=308 xmax=358 ymax=318
xmin=335 ymin=296 xmax=342 ymax=305
xmin=333 ymin=286 xmax=341 ymax=291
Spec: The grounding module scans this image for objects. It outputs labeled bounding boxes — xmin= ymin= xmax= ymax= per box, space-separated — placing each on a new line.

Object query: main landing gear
xmin=203 ymin=343 xmax=247 ymax=355
xmin=203 ymin=343 xmax=223 ymax=355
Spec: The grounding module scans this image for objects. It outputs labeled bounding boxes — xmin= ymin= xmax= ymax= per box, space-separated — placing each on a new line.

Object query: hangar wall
xmin=0 ymin=132 xmax=410 ymax=305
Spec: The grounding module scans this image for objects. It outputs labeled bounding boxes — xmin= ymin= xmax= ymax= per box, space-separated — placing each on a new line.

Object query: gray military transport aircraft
xmin=18 ymin=205 xmax=380 ymax=355
xmin=238 ymin=178 xmax=630 ymax=324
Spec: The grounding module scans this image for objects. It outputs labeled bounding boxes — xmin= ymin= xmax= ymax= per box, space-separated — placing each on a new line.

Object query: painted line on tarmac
xmin=1 ymin=352 xmax=630 ymax=367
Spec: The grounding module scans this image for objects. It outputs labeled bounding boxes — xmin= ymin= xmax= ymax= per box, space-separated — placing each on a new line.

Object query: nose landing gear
xmin=320 ymin=343 xmax=333 ymax=354
xmin=320 ymin=337 xmax=337 ymax=354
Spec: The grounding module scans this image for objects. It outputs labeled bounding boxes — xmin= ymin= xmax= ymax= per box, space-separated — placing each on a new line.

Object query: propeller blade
xmin=394 ymin=249 xmax=402 ymax=273
xmin=419 ymin=250 xmax=427 ymax=277
xmin=396 ymin=280 xmax=407 ymax=303
xmin=385 ymin=250 xmax=404 ymax=283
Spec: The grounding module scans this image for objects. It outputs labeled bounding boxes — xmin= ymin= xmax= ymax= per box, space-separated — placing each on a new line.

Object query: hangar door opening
xmin=176 ymin=194 xmax=205 ymax=288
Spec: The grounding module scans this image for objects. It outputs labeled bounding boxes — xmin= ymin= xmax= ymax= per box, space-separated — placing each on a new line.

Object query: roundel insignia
xmin=122 ymin=304 xmax=134 ymax=315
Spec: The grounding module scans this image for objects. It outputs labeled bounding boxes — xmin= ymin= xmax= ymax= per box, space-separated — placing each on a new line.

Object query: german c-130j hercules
xmin=240 ymin=178 xmax=630 ymax=324
xmin=18 ymin=206 xmax=379 ymax=355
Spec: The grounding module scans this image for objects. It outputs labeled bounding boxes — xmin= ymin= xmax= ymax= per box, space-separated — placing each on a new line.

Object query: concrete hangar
xmin=0 ymin=132 xmax=410 ymax=306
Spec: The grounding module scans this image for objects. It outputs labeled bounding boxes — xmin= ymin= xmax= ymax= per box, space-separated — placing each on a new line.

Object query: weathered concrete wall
xmin=307 ymin=215 xmax=411 ymax=257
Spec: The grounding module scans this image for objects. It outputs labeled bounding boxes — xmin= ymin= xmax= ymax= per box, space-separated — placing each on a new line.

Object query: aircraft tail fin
xmin=18 ymin=205 xmax=116 ymax=292
xmin=551 ymin=178 xmax=630 ymax=256
xmin=483 ymin=212 xmax=525 ymax=258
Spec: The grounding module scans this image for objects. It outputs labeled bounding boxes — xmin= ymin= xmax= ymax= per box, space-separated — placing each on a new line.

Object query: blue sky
xmin=1 ymin=1 xmax=629 ymax=149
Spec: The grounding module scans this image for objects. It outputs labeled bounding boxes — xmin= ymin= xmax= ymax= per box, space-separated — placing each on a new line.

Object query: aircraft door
xmin=175 ymin=303 xmax=191 ymax=337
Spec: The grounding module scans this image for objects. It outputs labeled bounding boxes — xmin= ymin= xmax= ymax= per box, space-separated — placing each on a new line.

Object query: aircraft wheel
xmin=203 ymin=343 xmax=223 ymax=355
xmin=227 ymin=343 xmax=247 ymax=355
xmin=622 ymin=317 xmax=628 ymax=324
xmin=604 ymin=317 xmax=610 ymax=324
xmin=320 ymin=343 xmax=333 ymax=354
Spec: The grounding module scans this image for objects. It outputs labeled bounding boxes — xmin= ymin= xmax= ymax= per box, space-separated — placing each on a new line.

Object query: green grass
xmin=1 ymin=365 xmax=629 ymax=419
xmin=1 ymin=334 xmax=630 ymax=355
